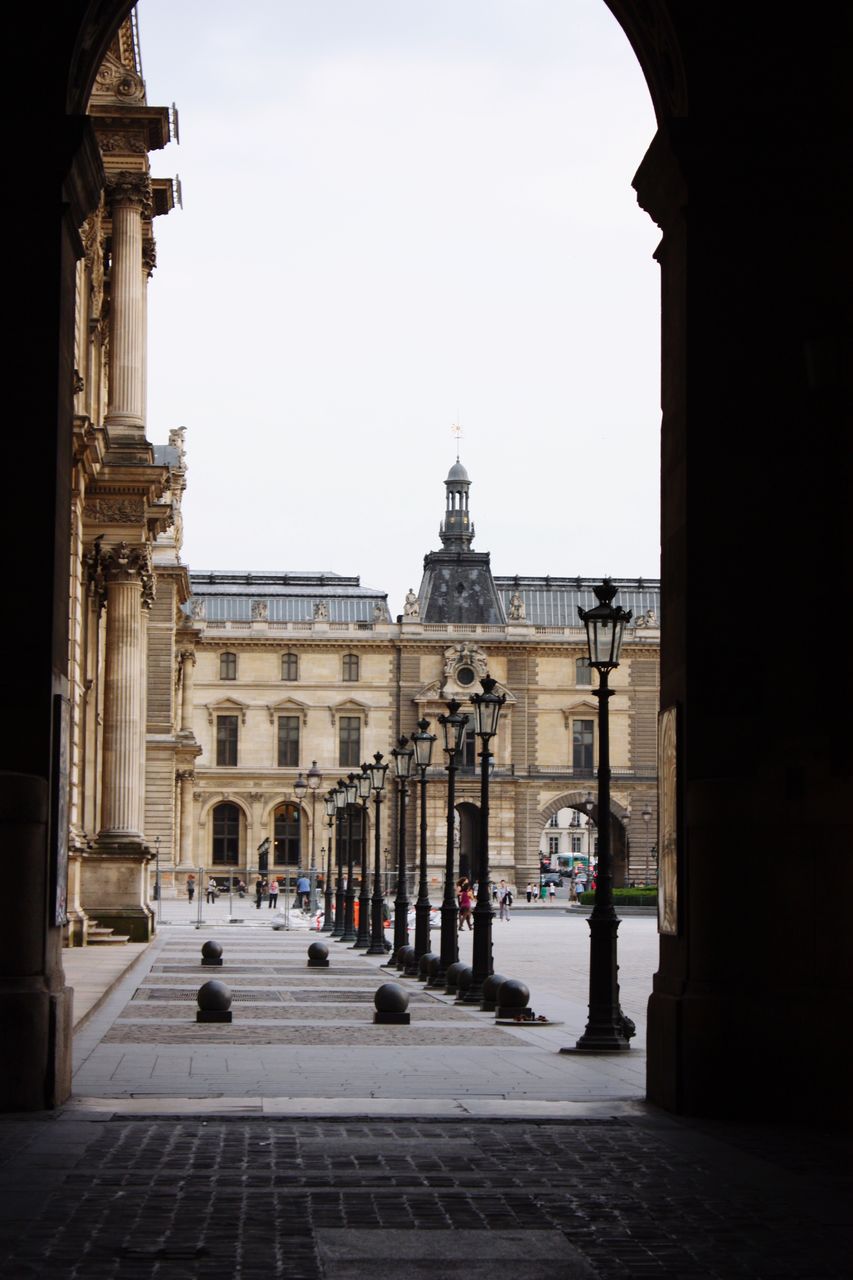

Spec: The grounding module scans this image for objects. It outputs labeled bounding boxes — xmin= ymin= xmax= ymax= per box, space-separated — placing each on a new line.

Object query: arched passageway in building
xmin=3 ymin=0 xmax=851 ymax=1129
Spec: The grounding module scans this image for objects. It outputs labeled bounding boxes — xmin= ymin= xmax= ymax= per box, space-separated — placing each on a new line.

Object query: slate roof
xmin=187 ymin=571 xmax=389 ymax=624
xmin=494 ymin=576 xmax=660 ymax=627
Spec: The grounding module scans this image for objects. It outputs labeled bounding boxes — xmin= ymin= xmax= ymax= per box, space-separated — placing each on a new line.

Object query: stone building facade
xmin=177 ymin=462 xmax=660 ymax=896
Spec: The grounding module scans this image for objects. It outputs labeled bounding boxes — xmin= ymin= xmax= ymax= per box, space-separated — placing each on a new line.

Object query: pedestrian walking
xmin=237 ymin=879 xmax=246 ymax=898
xmin=186 ymin=876 xmax=195 ymax=903
xmin=525 ymin=882 xmax=533 ymax=904
xmin=255 ymin=876 xmax=264 ymax=909
xmin=498 ymin=880 xmax=512 ymax=921
xmin=295 ymin=873 xmax=310 ymax=910
xmin=206 ymin=876 xmax=217 ymax=904
xmin=458 ymin=881 xmax=474 ymax=930
xmin=547 ymin=881 xmax=557 ymax=904
xmin=268 ymin=876 xmax=279 ymax=908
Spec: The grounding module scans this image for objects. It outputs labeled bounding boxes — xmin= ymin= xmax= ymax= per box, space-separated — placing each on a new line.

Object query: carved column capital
xmin=105 ymin=170 xmax=153 ymax=218
xmin=101 ymin=541 xmax=156 ymax=607
xmin=142 ymin=239 xmax=157 ymax=277
xmin=179 ymin=649 xmax=197 ymax=666
xmin=176 ymin=769 xmax=195 ymax=785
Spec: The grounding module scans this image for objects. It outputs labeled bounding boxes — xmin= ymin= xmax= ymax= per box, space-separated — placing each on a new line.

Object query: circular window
xmin=456 ymin=666 xmax=476 ymax=686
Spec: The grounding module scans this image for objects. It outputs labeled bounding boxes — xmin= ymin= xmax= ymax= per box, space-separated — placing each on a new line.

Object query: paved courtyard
xmin=1 ymin=911 xmax=849 ymax=1278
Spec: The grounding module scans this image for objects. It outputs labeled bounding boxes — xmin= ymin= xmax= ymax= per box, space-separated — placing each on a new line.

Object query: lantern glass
xmin=578 ymin=579 xmax=632 ymax=671
xmin=357 ymin=766 xmax=372 ymax=800
xmin=333 ymin=785 xmax=347 ymax=810
xmin=324 ymin=792 xmax=337 ymax=818
xmin=412 ymin=719 xmax=436 ymax=769
xmin=471 ymin=675 xmax=505 ymax=738
xmin=438 ymin=701 xmax=468 ymax=755
xmin=344 ymin=775 xmax=359 ymax=806
xmin=293 ymin=772 xmax=307 ymax=800
xmin=391 ymin=737 xmax=414 ymax=779
xmin=307 ymin=760 xmax=322 ymax=791
xmin=369 ymin=752 xmax=388 ymax=792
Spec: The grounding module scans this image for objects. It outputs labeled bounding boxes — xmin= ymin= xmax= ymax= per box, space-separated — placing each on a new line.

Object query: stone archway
xmin=535 ymin=791 xmax=631 ymax=889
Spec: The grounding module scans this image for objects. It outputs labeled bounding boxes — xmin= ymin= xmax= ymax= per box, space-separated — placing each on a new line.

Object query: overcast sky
xmin=140 ymin=0 xmax=660 ymax=614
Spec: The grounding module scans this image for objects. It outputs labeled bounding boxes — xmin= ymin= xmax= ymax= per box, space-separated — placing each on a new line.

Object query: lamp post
xmin=621 ymin=810 xmax=631 ymax=886
xmin=584 ymin=790 xmax=595 ymax=889
xmin=388 ymin=736 xmax=414 ymax=963
xmin=305 ymin=761 xmax=322 ymax=911
xmin=573 ymin=578 xmax=633 ymax=1052
xmin=641 ymin=806 xmax=652 ymax=885
xmin=463 ymin=674 xmax=505 ymax=1004
xmin=408 ymin=718 xmax=436 ymax=973
xmin=366 ymin=752 xmax=390 ymax=955
xmin=339 ymin=773 xmax=359 ymax=942
xmin=330 ymin=783 xmax=347 ymax=939
xmin=322 ymin=790 xmax=336 ymax=932
xmin=352 ymin=764 xmax=373 ymax=949
xmin=433 ymin=698 xmax=469 ymax=984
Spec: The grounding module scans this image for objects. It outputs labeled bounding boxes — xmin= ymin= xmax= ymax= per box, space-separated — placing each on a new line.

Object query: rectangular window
xmin=277 ymin=715 xmax=300 ymax=767
xmin=572 ymin=719 xmax=594 ymax=774
xmin=339 ymin=716 xmax=361 ymax=767
xmin=548 ymin=836 xmax=559 ymax=857
xmin=575 ymin=657 xmax=592 ymax=686
xmin=342 ymin=654 xmax=359 ymax=681
xmin=461 ymin=730 xmax=477 ymax=772
xmin=216 ymin=715 xmax=238 ymax=766
xmin=220 ymin=652 xmax=237 ymax=680
xmin=571 ymin=834 xmax=582 ymax=853
xmin=281 ymin=653 xmax=298 ymax=681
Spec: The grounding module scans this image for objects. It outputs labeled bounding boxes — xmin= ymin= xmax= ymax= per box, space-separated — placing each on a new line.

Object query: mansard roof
xmin=188 ymin=570 xmax=389 ymax=624
xmin=494 ymin=576 xmax=660 ymax=627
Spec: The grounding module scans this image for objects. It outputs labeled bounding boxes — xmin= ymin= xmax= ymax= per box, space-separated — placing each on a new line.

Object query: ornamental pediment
xmin=205 ymin=697 xmax=249 ymax=725
xmin=267 ymin=697 xmax=310 ymax=725
xmin=412 ymin=678 xmax=516 ymax=707
xmin=329 ymin=698 xmax=371 ymax=726
xmin=561 ymin=698 xmax=599 ymax=726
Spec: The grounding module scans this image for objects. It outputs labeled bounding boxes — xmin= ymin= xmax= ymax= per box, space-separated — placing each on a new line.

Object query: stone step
xmin=88 ymin=922 xmax=131 ymax=945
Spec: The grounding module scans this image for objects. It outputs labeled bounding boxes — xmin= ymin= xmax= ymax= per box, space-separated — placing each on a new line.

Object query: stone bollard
xmin=480 ymin=972 xmax=508 ymax=1013
xmin=495 ymin=978 xmax=533 ymax=1021
xmin=307 ymin=941 xmax=330 ymax=968
xmin=373 ymin=982 xmax=410 ymax=1025
xmin=443 ymin=960 xmax=468 ymax=996
xmin=201 ymin=940 xmax=223 ymax=967
xmin=197 ymin=979 xmax=232 ymax=1023
xmin=418 ymin=951 xmax=439 ymax=983
xmin=453 ymin=965 xmax=474 ymax=1004
xmin=395 ymin=944 xmax=416 ymax=974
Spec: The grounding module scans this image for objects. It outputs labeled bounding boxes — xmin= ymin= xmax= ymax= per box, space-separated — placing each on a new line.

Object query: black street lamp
xmin=407 ymin=718 xmax=436 ymax=975
xmin=584 ymin=790 xmax=595 ymax=887
xmin=321 ymin=790 xmax=336 ymax=932
xmin=330 ymin=782 xmax=347 ymax=939
xmin=339 ymin=773 xmax=359 ymax=942
xmin=366 ymin=752 xmax=390 ymax=955
xmin=388 ymin=736 xmax=414 ymax=963
xmin=463 ymin=673 xmax=505 ymax=1004
xmin=572 ymin=578 xmax=633 ymax=1053
xmin=433 ymin=698 xmax=469 ymax=985
xmin=621 ymin=810 xmax=631 ymax=885
xmin=306 ymin=761 xmax=323 ymax=911
xmin=352 ymin=764 xmax=373 ymax=949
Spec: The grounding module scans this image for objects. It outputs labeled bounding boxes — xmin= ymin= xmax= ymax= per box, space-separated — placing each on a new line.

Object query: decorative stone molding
xmin=91 ymin=51 xmax=146 ymax=104
xmin=206 ymin=698 xmax=248 ymax=725
xmin=267 ymin=697 xmax=309 ymax=726
xmin=105 ymin=170 xmax=153 ymax=218
xmin=403 ymin=588 xmax=420 ymax=617
xmin=176 ymin=769 xmax=195 ymax=784
xmin=83 ymin=496 xmax=145 ymax=524
xmin=328 ymin=699 xmax=371 ymax=727
xmin=443 ymin=642 xmax=488 ymax=680
xmin=561 ymin=699 xmax=599 ymax=727
xmin=141 ymin=239 xmax=157 ymax=277
xmin=251 ymin=599 xmax=269 ymax=621
xmin=99 ymin=131 xmax=148 ymax=154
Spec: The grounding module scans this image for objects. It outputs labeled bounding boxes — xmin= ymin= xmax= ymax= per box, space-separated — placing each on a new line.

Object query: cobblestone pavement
xmin=1 ymin=918 xmax=849 ymax=1277
xmin=0 ymin=1112 xmax=848 ymax=1278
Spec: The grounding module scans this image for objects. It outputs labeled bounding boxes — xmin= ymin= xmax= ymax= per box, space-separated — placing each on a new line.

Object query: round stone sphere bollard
xmin=373 ymin=981 xmax=411 ymax=1025
xmin=453 ymin=965 xmax=474 ymax=1003
xmin=307 ymin=940 xmax=330 ymax=968
xmin=395 ymin=944 xmax=416 ymax=972
xmin=201 ymin=939 xmax=223 ymax=967
xmin=418 ymin=950 xmax=438 ymax=981
xmin=443 ymin=960 xmax=468 ymax=995
xmin=196 ymin=979 xmax=232 ymax=1023
xmin=480 ymin=972 xmax=508 ymax=1012
xmin=496 ymin=977 xmax=533 ymax=1021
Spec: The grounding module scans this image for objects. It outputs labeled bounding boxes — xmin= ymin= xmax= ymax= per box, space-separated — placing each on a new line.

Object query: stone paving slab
xmin=0 ymin=1114 xmax=848 ymax=1279
xmin=103 ymin=1024 xmax=517 ymax=1046
xmin=118 ymin=1002 xmax=469 ymax=1022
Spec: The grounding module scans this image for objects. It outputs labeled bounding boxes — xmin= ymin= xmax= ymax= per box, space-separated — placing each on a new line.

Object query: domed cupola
xmin=440 ymin=458 xmax=474 ymax=550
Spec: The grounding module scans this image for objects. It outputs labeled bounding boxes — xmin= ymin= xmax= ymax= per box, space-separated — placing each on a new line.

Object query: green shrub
xmin=577 ymin=889 xmax=656 ymax=906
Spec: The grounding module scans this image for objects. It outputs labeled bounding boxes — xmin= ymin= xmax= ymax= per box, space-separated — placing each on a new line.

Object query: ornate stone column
xmin=104 ymin=171 xmax=152 ymax=452
xmin=179 ymin=649 xmax=196 ymax=733
xmin=83 ymin=541 xmax=155 ymax=940
xmin=175 ymin=769 xmax=197 ymax=871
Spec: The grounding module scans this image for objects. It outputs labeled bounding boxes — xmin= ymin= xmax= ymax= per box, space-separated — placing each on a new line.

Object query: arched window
xmin=274 ymin=803 xmax=302 ymax=866
xmin=281 ymin=652 xmax=298 ymax=681
xmin=342 ymin=653 xmax=359 ymax=681
xmin=220 ymin=651 xmax=237 ymax=680
xmin=212 ymin=803 xmax=240 ymax=864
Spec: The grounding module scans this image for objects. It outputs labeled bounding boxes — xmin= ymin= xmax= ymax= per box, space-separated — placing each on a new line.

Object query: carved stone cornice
xmin=105 ymin=170 xmax=153 ymax=217
xmin=83 ymin=495 xmax=145 ymax=525
xmin=91 ymin=50 xmax=146 ymax=105
xmin=142 ymin=239 xmax=157 ymax=277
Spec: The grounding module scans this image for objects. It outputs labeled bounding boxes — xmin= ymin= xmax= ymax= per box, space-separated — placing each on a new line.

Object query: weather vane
xmin=451 ymin=419 xmax=462 ymax=461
